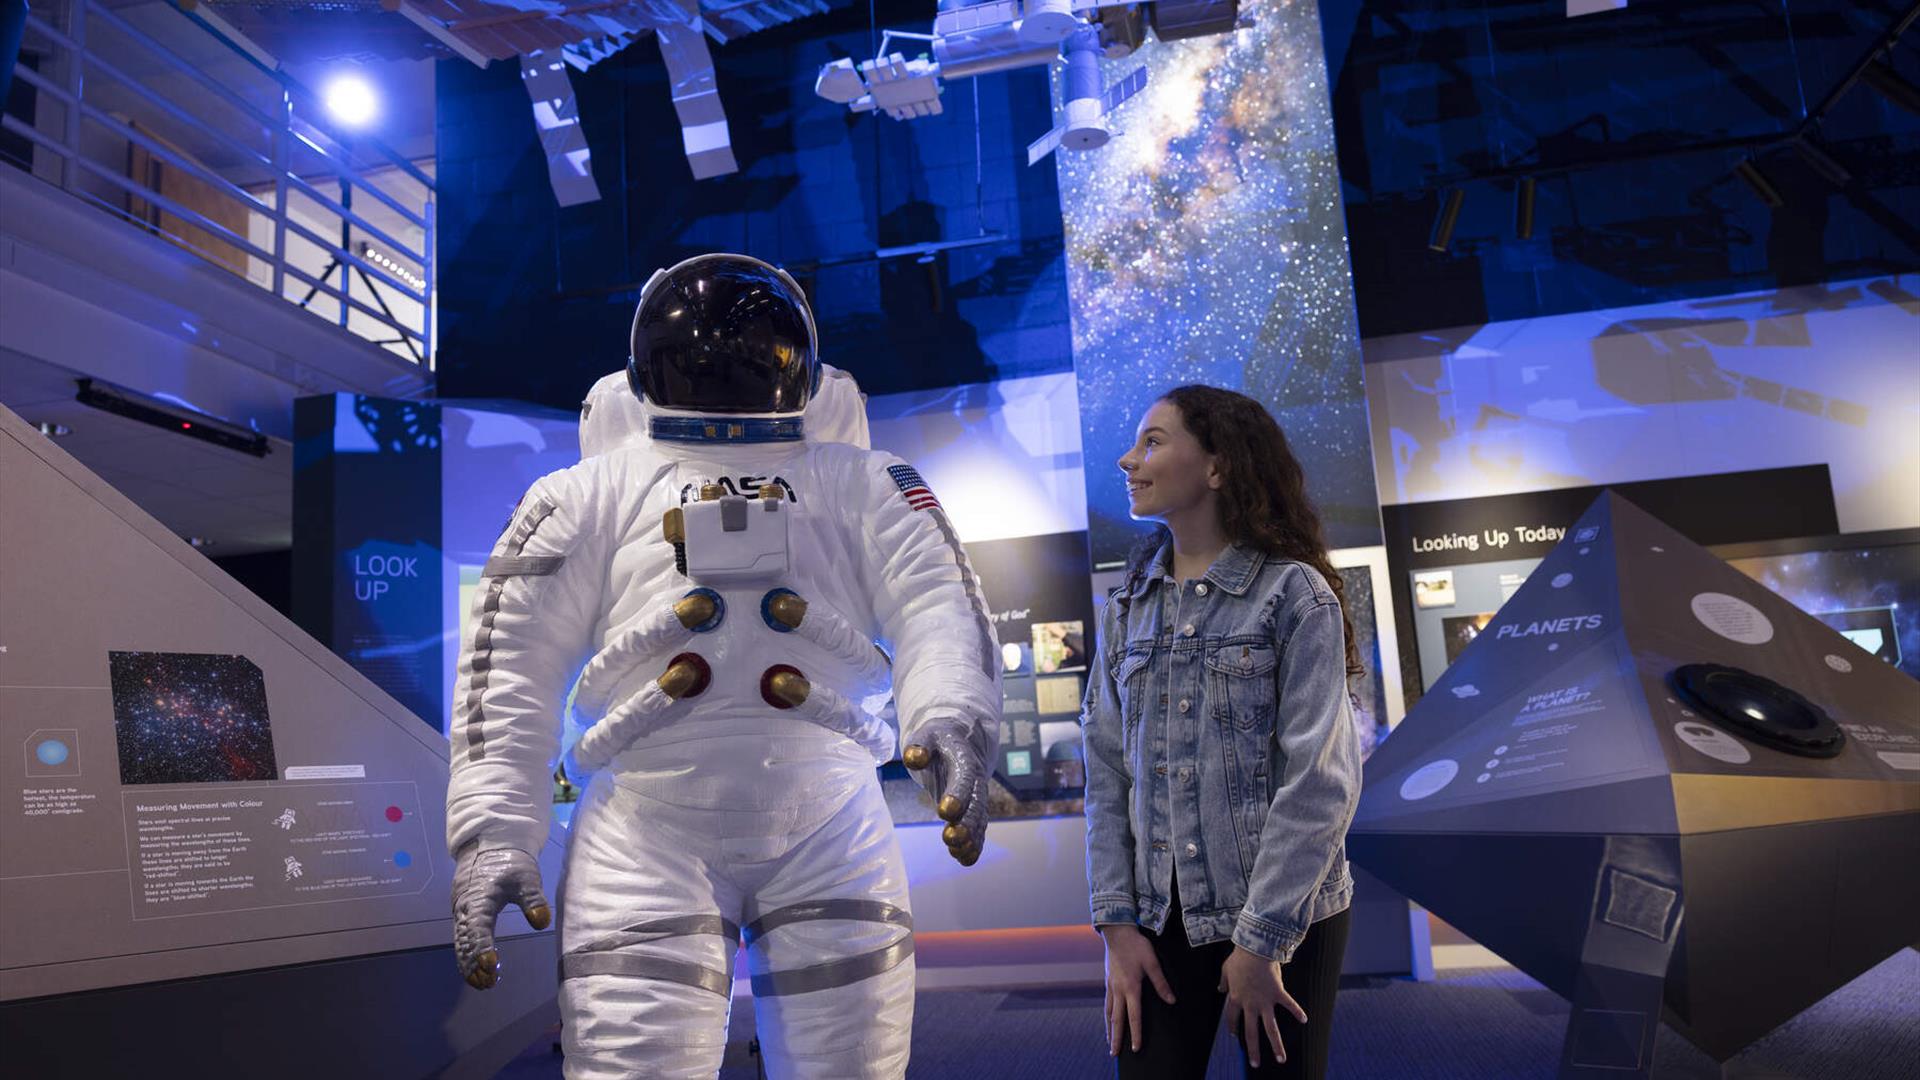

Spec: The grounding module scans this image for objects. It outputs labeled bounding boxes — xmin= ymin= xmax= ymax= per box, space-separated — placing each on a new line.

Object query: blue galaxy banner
xmin=1057 ymin=0 xmax=1381 ymax=567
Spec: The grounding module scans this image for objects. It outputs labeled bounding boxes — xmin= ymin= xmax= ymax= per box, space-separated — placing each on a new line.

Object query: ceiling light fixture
xmin=323 ymin=72 xmax=380 ymax=129
xmin=74 ymin=379 xmax=270 ymax=458
xmin=36 ymin=421 xmax=73 ymax=437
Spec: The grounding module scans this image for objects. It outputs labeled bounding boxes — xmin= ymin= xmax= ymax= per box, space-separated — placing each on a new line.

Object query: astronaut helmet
xmin=627 ymin=253 xmax=820 ymax=417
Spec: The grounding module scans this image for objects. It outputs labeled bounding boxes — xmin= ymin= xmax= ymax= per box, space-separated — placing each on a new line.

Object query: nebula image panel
xmin=109 ymin=651 xmax=278 ymax=785
xmin=1058 ymin=0 xmax=1379 ymax=566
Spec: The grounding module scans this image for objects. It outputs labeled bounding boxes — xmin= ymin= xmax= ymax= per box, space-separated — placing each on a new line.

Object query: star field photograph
xmin=109 ymin=652 xmax=278 ymax=785
xmin=1056 ymin=0 xmax=1380 ymax=565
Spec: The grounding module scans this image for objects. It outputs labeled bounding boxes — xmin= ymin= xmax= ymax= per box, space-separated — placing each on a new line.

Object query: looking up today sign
xmin=1387 ymin=465 xmax=1837 ymax=572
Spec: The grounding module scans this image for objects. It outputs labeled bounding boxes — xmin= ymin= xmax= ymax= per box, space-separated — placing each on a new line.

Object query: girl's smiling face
xmin=1117 ymin=399 xmax=1220 ymax=523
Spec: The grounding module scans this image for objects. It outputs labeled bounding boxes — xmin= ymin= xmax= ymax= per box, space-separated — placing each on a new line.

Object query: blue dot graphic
xmin=393 ymin=851 xmax=412 ymax=869
xmin=36 ymin=740 xmax=69 ymax=766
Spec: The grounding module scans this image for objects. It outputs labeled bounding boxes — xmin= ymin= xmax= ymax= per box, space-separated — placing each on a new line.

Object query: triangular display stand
xmin=1352 ymin=492 xmax=1920 ymax=1076
xmin=0 ymin=403 xmax=564 ymax=1077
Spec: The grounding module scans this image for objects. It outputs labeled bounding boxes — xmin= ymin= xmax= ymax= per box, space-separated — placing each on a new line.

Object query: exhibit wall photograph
xmin=1333 ymin=560 xmax=1395 ymax=757
xmin=109 ymin=651 xmax=277 ymax=786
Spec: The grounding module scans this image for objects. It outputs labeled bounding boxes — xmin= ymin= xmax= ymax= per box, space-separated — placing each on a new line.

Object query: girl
xmin=1082 ymin=385 xmax=1363 ymax=1079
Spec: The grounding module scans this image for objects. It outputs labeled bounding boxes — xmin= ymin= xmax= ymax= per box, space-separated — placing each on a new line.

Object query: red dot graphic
xmin=385 ymin=806 xmax=403 ymax=823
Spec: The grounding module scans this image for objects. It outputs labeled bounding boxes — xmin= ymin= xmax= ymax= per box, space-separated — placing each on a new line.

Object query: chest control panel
xmin=664 ymin=483 xmax=792 ymax=582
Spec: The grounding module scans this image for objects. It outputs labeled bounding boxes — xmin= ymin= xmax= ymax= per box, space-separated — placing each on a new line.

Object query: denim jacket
xmin=1081 ymin=542 xmax=1361 ymax=963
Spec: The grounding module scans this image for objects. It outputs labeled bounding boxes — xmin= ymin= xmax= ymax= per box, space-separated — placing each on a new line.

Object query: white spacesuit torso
xmin=570 ymin=438 xmax=943 ymax=810
xmin=446 ymin=362 xmax=1000 ymax=1079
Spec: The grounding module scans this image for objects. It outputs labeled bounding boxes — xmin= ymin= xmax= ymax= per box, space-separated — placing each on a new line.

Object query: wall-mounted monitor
xmin=1714 ymin=528 xmax=1920 ymax=682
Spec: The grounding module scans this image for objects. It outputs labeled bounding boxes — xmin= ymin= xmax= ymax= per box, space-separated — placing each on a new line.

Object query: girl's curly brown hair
xmin=1128 ymin=384 xmax=1363 ymax=678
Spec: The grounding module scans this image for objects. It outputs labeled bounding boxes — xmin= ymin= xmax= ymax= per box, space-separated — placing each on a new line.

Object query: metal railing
xmin=1 ymin=0 xmax=435 ymax=365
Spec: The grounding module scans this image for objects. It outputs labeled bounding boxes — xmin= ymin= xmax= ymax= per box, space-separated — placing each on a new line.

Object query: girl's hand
xmin=1100 ymin=923 xmax=1176 ymax=1054
xmin=1219 ymin=944 xmax=1308 ymax=1067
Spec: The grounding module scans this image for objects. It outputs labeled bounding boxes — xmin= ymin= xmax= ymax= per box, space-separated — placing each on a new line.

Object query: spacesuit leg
xmin=557 ymin=778 xmax=743 ymax=1080
xmin=743 ymin=771 xmax=916 ymax=1079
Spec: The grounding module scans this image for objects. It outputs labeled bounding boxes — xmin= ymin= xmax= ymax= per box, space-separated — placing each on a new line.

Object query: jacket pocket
xmin=1204 ymin=640 xmax=1277 ymax=733
xmin=1210 ymin=709 xmax=1273 ymax=885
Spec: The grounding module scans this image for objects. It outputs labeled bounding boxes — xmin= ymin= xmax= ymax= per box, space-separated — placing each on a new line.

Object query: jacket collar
xmin=1207 ymin=543 xmax=1266 ymax=595
xmin=1126 ymin=540 xmax=1266 ymax=598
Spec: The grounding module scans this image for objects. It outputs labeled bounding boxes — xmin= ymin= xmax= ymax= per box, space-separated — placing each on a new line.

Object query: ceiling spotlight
xmin=1428 ymin=188 xmax=1465 ymax=253
xmin=1793 ymin=140 xmax=1852 ymax=187
xmin=1733 ymin=159 xmax=1784 ymax=208
xmin=1860 ymin=61 xmax=1920 ymax=117
xmin=36 ymin=421 xmax=73 ymax=437
xmin=187 ymin=537 xmax=214 ymax=549
xmin=323 ymin=72 xmax=380 ymax=129
xmin=1515 ymin=177 xmax=1537 ymax=240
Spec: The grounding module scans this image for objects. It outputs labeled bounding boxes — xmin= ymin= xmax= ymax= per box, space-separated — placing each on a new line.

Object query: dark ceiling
xmin=199 ymin=0 xmax=1920 ymax=343
xmin=1321 ymin=0 xmax=1920 ymax=338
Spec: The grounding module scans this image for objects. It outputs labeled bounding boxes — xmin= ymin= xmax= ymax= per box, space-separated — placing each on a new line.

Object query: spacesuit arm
xmin=855 ymin=452 xmax=1001 ymax=763
xmin=1080 ymin=593 xmax=1137 ymax=927
xmin=1233 ymin=596 xmax=1362 ymax=963
xmin=446 ymin=470 xmax=611 ymax=856
xmin=850 ymin=451 xmax=1000 ymax=862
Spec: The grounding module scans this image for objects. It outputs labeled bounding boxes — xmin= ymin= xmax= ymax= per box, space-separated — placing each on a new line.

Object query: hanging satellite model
xmin=1349 ymin=492 xmax=1920 ymax=1077
xmin=814 ymin=0 xmax=1243 ymax=163
xmin=385 ymin=0 xmax=838 ymax=188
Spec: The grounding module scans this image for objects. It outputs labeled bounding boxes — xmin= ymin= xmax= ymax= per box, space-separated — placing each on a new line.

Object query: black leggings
xmin=1115 ymin=900 xmax=1350 ymax=1080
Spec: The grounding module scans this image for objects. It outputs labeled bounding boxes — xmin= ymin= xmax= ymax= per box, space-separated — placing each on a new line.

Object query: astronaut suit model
xmin=444 ymin=254 xmax=1002 ymax=1078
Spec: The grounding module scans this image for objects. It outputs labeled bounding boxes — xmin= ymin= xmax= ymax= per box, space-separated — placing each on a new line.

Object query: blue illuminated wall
xmin=1056 ymin=2 xmax=1381 ymax=567
xmin=440 ymin=404 xmax=583 ymax=732
xmin=1362 ymin=274 xmax=1920 ymax=534
xmin=293 ymin=394 xmax=582 ymax=732
xmin=865 ymin=371 xmax=1085 ymax=543
xmin=292 ymin=394 xmax=445 ymax=728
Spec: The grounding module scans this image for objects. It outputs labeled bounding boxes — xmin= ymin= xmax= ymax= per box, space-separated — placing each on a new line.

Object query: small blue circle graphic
xmin=393 ymin=851 xmax=413 ymax=869
xmin=36 ymin=740 xmax=69 ymax=766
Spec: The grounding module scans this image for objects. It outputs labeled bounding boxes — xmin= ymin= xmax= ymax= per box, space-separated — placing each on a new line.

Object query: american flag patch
xmin=887 ymin=464 xmax=941 ymax=512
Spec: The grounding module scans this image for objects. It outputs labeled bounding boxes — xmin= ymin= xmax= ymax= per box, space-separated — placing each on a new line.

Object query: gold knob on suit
xmin=673 ymin=593 xmax=718 ymax=629
xmin=658 ymin=653 xmax=712 ymax=699
xmin=767 ymin=592 xmax=807 ymax=630
xmin=760 ymin=665 xmax=810 ymax=709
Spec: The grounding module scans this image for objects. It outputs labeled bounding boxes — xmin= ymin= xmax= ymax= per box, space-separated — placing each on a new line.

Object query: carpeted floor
xmin=495 ymin=949 xmax=1919 ymax=1078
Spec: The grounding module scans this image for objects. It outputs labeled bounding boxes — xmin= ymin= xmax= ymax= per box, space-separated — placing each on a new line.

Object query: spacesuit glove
xmin=452 ymin=841 xmax=552 ymax=990
xmin=902 ymin=717 xmax=991 ymax=866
